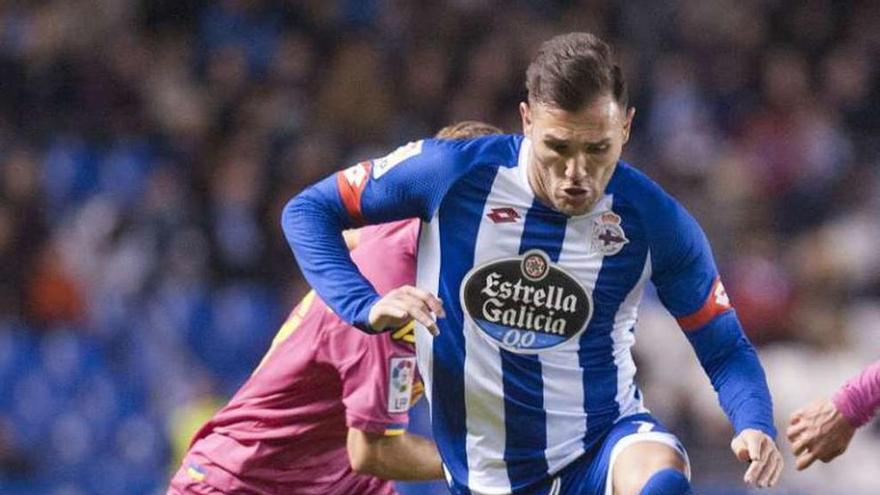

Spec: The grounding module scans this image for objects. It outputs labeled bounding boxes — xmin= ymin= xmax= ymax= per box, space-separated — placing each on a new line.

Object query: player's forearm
xmin=377 ymin=433 xmax=444 ymax=480
xmin=686 ymin=312 xmax=777 ymax=437
xmin=283 ymin=178 xmax=381 ymax=331
xmin=348 ymin=430 xmax=444 ymax=481
xmin=832 ymin=360 xmax=880 ymax=428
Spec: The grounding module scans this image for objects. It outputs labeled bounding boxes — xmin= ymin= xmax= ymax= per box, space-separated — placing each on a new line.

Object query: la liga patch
xmin=387 ymin=357 xmax=416 ymax=413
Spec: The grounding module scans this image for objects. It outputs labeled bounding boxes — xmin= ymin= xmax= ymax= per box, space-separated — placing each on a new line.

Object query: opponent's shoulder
xmin=322 ymin=318 xmax=414 ymax=370
xmin=351 ymin=219 xmax=419 ymax=290
xmin=357 ymin=219 xmax=419 ymax=247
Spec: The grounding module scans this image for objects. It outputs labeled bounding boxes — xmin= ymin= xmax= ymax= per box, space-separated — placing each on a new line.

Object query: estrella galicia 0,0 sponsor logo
xmin=460 ymin=249 xmax=592 ymax=353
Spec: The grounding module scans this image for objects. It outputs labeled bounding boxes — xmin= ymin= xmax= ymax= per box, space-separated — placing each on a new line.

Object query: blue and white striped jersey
xmin=284 ymin=134 xmax=775 ymax=494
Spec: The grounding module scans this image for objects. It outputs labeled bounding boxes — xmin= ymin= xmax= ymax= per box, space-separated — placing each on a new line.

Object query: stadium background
xmin=0 ymin=0 xmax=878 ymax=493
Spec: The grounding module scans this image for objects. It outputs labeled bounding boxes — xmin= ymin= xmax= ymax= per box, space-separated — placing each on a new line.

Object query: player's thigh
xmin=571 ymin=413 xmax=690 ymax=495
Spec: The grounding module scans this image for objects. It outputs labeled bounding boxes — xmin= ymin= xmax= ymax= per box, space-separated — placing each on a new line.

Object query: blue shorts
xmin=516 ymin=413 xmax=690 ymax=495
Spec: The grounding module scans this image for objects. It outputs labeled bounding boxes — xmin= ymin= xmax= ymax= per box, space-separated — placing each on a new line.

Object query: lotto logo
xmin=343 ymin=162 xmax=369 ymax=188
xmin=487 ymin=207 xmax=521 ymax=224
xmin=336 ymin=161 xmax=372 ymax=225
xmin=714 ymin=280 xmax=730 ymax=308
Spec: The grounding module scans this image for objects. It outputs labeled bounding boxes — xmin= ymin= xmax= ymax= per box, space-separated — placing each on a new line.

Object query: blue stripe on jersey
xmin=434 ymin=164 xmax=501 ymax=494
xmin=503 ymin=199 xmax=568 ymax=491
xmin=580 ymin=191 xmax=648 ymax=451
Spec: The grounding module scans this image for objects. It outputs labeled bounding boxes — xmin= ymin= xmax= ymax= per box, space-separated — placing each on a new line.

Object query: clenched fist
xmin=787 ymin=399 xmax=855 ymax=470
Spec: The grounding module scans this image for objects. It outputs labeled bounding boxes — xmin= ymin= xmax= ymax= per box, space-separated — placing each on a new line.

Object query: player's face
xmin=520 ymin=96 xmax=634 ymax=216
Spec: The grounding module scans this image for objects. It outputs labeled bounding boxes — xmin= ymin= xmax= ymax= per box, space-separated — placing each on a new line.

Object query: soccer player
xmin=168 ymin=122 xmax=504 ymax=495
xmin=787 ymin=360 xmax=880 ymax=470
xmin=285 ymin=32 xmax=783 ymax=495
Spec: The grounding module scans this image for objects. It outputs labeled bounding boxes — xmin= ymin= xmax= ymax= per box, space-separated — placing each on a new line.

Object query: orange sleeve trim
xmin=336 ymin=161 xmax=372 ymax=226
xmin=676 ymin=276 xmax=732 ymax=331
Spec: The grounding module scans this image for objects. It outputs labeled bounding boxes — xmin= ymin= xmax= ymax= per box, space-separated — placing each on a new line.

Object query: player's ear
xmin=520 ymin=101 xmax=533 ymax=135
xmin=622 ymin=106 xmax=636 ymax=144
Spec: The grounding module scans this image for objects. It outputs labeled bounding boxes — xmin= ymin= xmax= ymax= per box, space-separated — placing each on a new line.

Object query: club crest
xmin=592 ymin=212 xmax=629 ymax=256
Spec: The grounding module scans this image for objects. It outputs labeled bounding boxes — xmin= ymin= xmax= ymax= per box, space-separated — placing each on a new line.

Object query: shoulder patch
xmin=373 ymin=140 xmax=424 ymax=179
xmin=387 ymin=357 xmax=416 ymax=413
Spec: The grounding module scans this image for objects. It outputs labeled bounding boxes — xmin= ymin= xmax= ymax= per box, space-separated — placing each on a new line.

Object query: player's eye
xmin=547 ymin=142 xmax=568 ymax=154
xmin=587 ymin=144 xmax=610 ymax=154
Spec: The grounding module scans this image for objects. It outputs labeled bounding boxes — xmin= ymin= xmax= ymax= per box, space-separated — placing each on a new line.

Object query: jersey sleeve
xmin=832 ymin=360 xmax=880 ymax=428
xmin=349 ymin=219 xmax=419 ymax=295
xmin=283 ymin=136 xmax=514 ymax=331
xmin=647 ymin=193 xmax=777 ymax=438
xmin=322 ymin=325 xmax=417 ymax=436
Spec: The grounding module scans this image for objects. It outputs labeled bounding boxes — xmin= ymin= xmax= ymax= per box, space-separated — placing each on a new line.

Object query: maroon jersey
xmin=169 ymin=220 xmax=421 ymax=495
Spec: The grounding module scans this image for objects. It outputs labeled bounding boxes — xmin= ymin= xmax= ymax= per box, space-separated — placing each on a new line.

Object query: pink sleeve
xmin=832 ymin=360 xmax=880 ymax=428
xmin=326 ymin=328 xmax=415 ymax=435
xmin=350 ymin=219 xmax=418 ymax=295
xmin=328 ymin=219 xmax=420 ymax=434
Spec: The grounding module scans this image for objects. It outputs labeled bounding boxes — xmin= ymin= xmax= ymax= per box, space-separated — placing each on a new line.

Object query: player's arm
xmin=648 ymin=195 xmax=782 ymax=488
xmin=347 ymin=428 xmax=443 ymax=480
xmin=322 ymin=314 xmax=443 ymax=481
xmin=786 ymin=360 xmax=880 ymax=469
xmin=283 ymin=137 xmax=508 ymax=332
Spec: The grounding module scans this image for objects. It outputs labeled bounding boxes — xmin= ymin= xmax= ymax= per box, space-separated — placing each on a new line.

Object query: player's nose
xmin=564 ymin=155 xmax=588 ymax=182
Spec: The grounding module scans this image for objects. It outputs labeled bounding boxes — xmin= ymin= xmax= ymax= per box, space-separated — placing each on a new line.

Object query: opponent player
xmin=787 ymin=360 xmax=880 ymax=470
xmin=285 ymin=32 xmax=782 ymax=494
xmin=168 ymin=121 xmax=504 ymax=495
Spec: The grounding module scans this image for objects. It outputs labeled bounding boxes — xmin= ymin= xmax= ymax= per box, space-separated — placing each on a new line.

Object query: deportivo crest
xmin=592 ymin=211 xmax=629 ymax=256
xmin=460 ymin=249 xmax=592 ymax=353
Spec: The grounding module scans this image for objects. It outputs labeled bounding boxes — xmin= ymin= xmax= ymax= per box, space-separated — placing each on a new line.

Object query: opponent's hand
xmin=786 ymin=399 xmax=855 ymax=470
xmin=368 ymin=286 xmax=445 ymax=335
xmin=730 ymin=428 xmax=783 ymax=488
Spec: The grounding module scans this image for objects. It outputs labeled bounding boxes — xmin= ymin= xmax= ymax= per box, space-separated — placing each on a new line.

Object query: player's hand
xmin=786 ymin=399 xmax=855 ymax=470
xmin=368 ymin=286 xmax=445 ymax=335
xmin=730 ymin=429 xmax=783 ymax=488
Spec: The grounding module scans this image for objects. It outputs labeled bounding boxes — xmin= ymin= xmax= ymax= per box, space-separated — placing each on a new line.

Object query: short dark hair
xmin=525 ymin=32 xmax=628 ymax=111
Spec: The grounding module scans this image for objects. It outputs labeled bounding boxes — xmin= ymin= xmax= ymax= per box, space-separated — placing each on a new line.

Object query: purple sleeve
xmin=832 ymin=361 xmax=880 ymax=428
xmin=327 ymin=328 xmax=414 ymax=435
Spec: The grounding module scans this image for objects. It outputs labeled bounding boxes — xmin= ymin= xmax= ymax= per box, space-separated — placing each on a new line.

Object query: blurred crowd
xmin=0 ymin=0 xmax=878 ymax=494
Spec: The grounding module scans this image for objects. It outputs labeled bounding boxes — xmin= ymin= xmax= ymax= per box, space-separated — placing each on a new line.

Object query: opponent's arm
xmin=347 ymin=428 xmax=443 ymax=480
xmin=649 ymin=195 xmax=781 ymax=488
xmin=832 ymin=360 xmax=880 ymax=427
xmin=786 ymin=360 xmax=880 ymax=469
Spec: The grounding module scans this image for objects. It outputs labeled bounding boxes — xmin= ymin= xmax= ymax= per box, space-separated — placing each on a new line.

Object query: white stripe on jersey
xmin=415 ymin=137 xmax=656 ymax=493
xmin=611 ymin=253 xmax=651 ymax=418
xmin=540 ymin=194 xmax=613 ymax=474
xmin=415 ymin=217 xmax=441 ymax=414
xmin=462 ymin=164 xmax=533 ymax=493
